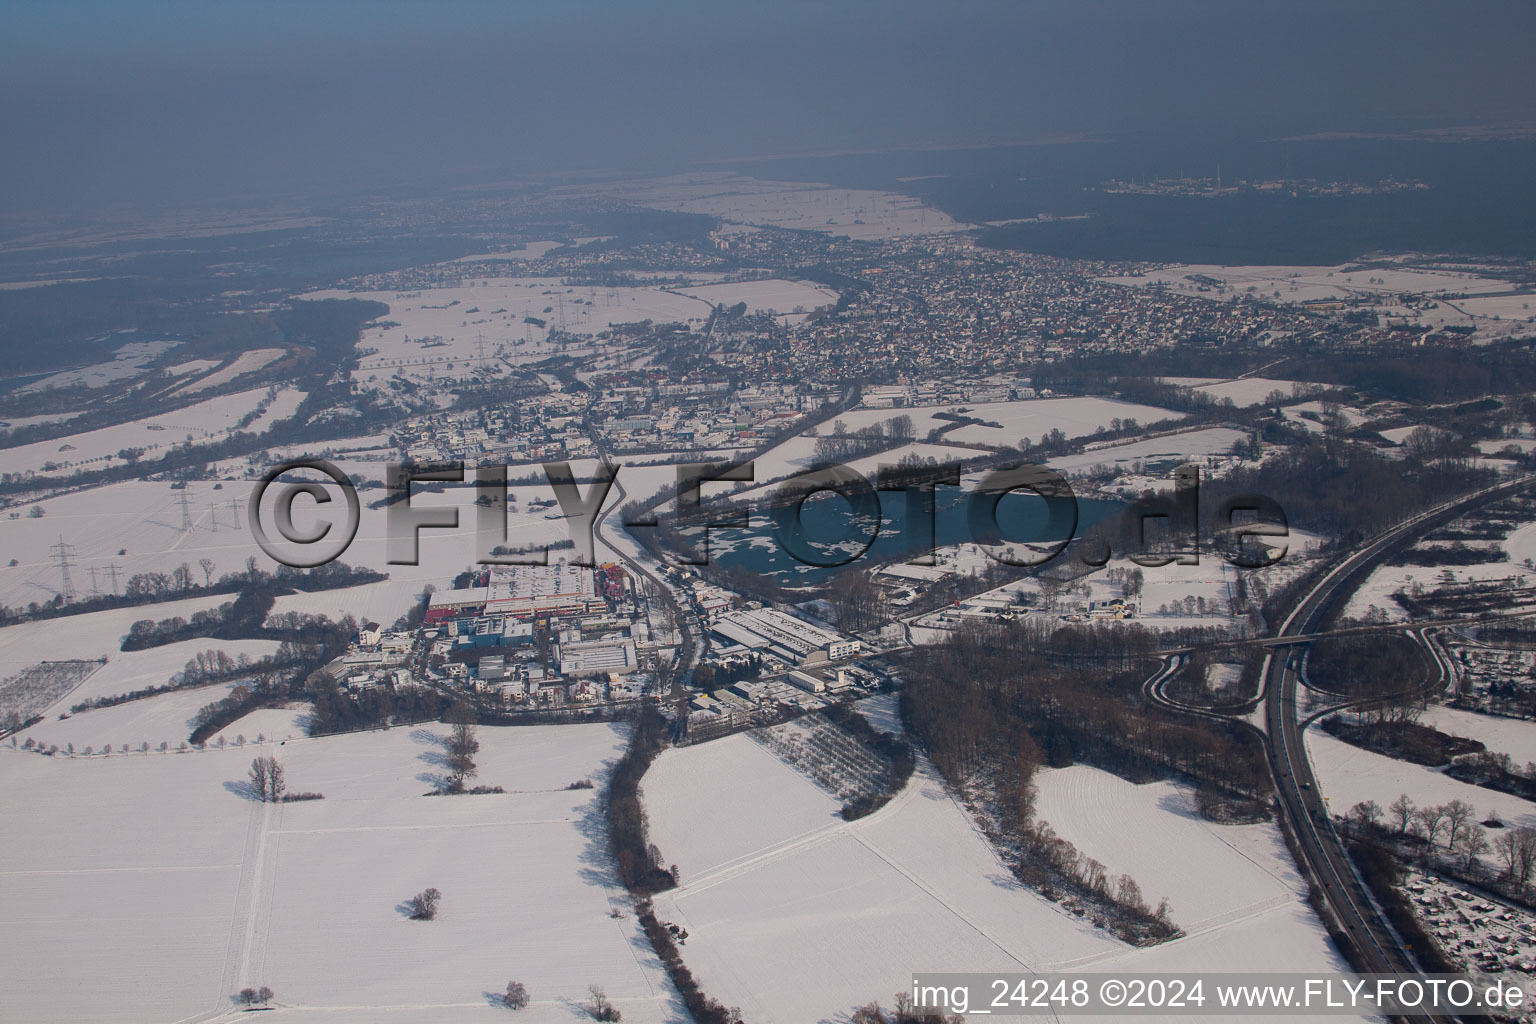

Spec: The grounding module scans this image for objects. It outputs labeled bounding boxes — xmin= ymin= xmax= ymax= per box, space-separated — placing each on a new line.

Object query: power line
xmin=177 ymin=485 xmax=193 ymax=532
xmin=104 ymin=563 xmax=122 ymax=596
xmin=49 ymin=536 xmax=76 ymax=602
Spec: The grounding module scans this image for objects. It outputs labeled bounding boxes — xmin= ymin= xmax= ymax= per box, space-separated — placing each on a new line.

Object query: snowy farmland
xmin=1308 ymin=729 xmax=1536 ymax=830
xmin=1048 ymin=427 xmax=1247 ymax=475
xmin=0 ymin=466 xmax=598 ymax=626
xmin=561 ymin=172 xmax=971 ymax=240
xmin=646 ymin=734 xmax=1356 ymax=1024
xmin=0 ymin=721 xmax=680 ymax=1024
xmin=674 ymin=278 xmax=838 ymax=324
xmin=940 ymin=397 xmax=1185 ymax=448
xmin=1419 ymin=704 xmax=1536 ymax=766
xmin=171 ymin=347 xmax=288 ymax=395
xmin=0 ymin=384 xmax=304 ymax=478
xmin=312 ymin=276 xmax=715 ymax=389
xmin=1103 ymin=264 xmax=1516 ymax=303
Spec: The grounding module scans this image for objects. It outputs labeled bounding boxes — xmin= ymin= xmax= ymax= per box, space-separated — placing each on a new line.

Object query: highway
xmin=1260 ymin=475 xmax=1533 ymax=1017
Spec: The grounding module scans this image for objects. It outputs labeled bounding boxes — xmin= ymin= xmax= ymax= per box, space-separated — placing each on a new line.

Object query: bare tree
xmin=1493 ymin=827 xmax=1536 ymax=889
xmin=248 ymin=756 xmax=287 ymax=801
xmin=1443 ymin=799 xmax=1475 ymax=849
xmin=407 ymin=887 xmax=442 ymax=921
xmin=504 ymin=980 xmax=529 ymax=1010
xmin=1458 ymin=825 xmax=1490 ymax=873
xmin=1348 ymin=800 xmax=1382 ymax=833
xmin=1413 ymin=805 xmax=1449 ymax=849
xmin=1515 ymin=827 xmax=1536 ymax=890
xmin=586 ymin=984 xmax=621 ymax=1022
xmin=445 ymin=704 xmax=480 ymax=793
xmin=237 ymin=988 xmax=258 ymax=1007
xmin=1389 ymin=793 xmax=1415 ymax=836
xmin=256 ymin=986 xmax=273 ymax=1006
xmin=1115 ymin=874 xmax=1147 ymax=914
xmin=249 ymin=757 xmax=269 ymax=801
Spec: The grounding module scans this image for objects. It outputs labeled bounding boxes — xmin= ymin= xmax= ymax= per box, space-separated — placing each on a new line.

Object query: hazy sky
xmin=4 ymin=0 xmax=1534 ymax=215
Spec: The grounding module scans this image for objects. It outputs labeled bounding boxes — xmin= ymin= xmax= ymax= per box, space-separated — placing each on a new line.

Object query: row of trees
xmin=1348 ymin=792 xmax=1536 ymax=901
xmin=811 ymin=414 xmax=915 ymax=463
xmin=124 ymin=574 xmax=374 ymax=651
xmin=606 ymin=704 xmax=676 ymax=893
xmin=637 ymin=904 xmax=739 ymax=1024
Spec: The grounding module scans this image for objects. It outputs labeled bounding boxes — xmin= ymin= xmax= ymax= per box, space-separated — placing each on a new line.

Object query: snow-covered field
xmin=734 ymin=440 xmax=981 ymax=504
xmin=0 ymin=467 xmax=592 ymax=625
xmin=20 ymin=679 xmax=240 ymax=751
xmin=1104 ymin=264 xmax=1536 ymax=342
xmin=17 ymin=340 xmax=176 ymax=393
xmin=1034 ymin=766 xmax=1322 ymax=936
xmin=674 ymin=278 xmax=838 ymax=324
xmin=1341 ymin=562 xmax=1532 ymax=622
xmin=1104 ymin=264 xmax=1515 ymax=303
xmin=1049 ymin=427 xmax=1247 ymax=474
xmin=561 ymin=172 xmax=970 ymax=240
xmin=941 ymin=397 xmax=1184 ymax=447
xmin=172 ymin=347 xmax=287 ymax=395
xmin=644 ymin=732 xmax=841 ymax=883
xmin=1308 ymin=729 xmax=1536 ymax=829
xmin=0 ymin=721 xmax=678 ymax=1024
xmin=0 ymin=594 xmax=229 ymax=682
xmin=647 ymin=735 xmax=1355 ymax=1024
xmin=313 ymin=277 xmax=714 ymax=389
xmin=1190 ymin=377 xmax=1320 ymax=407
xmin=1419 ymin=704 xmax=1536 ymax=765
xmin=0 ymin=384 xmax=303 ymax=477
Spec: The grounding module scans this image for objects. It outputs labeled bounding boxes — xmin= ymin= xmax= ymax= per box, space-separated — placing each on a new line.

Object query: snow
xmin=646 ymin=733 xmax=1357 ymax=1024
xmin=674 ymin=278 xmax=839 ymax=324
xmin=1048 ymin=428 xmax=1247 ymax=474
xmin=0 ymin=467 xmax=597 ymax=628
xmin=1308 ymin=728 xmax=1536 ymax=829
xmin=0 ymin=721 xmax=678 ymax=1024
xmin=940 ymin=398 xmax=1185 ymax=447
xmin=560 ymin=172 xmax=970 ymax=240
xmin=651 ymin=756 xmax=1119 ymax=1024
xmin=732 ymin=440 xmax=980 ymax=504
xmin=20 ymin=682 xmax=241 ymax=751
xmin=448 ymin=240 xmax=564 ymax=262
xmin=0 ymin=748 xmax=260 ymax=1023
xmin=0 ymin=384 xmax=303 ymax=477
xmin=854 ymin=692 xmax=903 ymax=736
xmin=643 ymin=732 xmax=841 ymax=883
xmin=0 ymin=595 xmax=230 ymax=682
xmin=1506 ymin=520 xmax=1536 ymax=568
xmin=171 ymin=347 xmax=287 ymax=395
xmin=1341 ymin=563 xmax=1534 ymax=623
xmin=1034 ymin=767 xmax=1309 ymax=934
xmin=1419 ymin=705 xmax=1536 ymax=765
xmin=1104 ymin=264 xmax=1515 ymax=303
xmin=312 ymin=277 xmax=717 ymax=389
xmin=1189 ymin=377 xmax=1321 ymax=407
xmin=16 ymin=340 xmax=177 ymax=393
